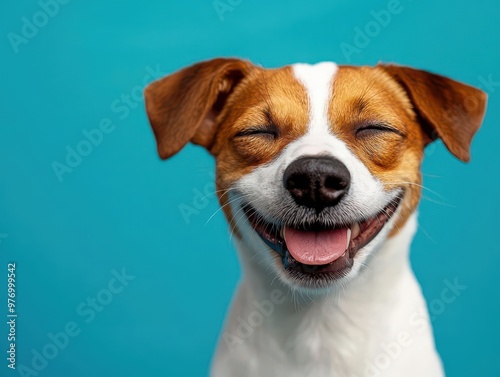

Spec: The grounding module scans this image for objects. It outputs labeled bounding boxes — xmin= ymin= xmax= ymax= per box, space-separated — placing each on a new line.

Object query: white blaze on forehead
xmin=287 ymin=64 xmax=389 ymax=215
xmin=292 ymin=62 xmax=338 ymax=136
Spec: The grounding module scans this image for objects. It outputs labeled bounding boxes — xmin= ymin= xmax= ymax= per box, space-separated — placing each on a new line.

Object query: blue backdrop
xmin=1 ymin=0 xmax=499 ymax=376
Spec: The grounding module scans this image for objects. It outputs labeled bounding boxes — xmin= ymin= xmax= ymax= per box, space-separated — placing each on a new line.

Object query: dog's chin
xmin=241 ymin=196 xmax=402 ymax=292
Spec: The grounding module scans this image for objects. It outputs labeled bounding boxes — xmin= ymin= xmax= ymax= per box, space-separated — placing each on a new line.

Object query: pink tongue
xmin=284 ymin=226 xmax=348 ymax=265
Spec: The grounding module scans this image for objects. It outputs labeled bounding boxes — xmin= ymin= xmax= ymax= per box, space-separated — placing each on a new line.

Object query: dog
xmin=144 ymin=59 xmax=486 ymax=377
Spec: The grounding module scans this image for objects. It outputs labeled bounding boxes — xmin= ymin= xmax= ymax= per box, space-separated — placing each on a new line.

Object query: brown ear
xmin=380 ymin=64 xmax=487 ymax=162
xmin=144 ymin=58 xmax=255 ymax=159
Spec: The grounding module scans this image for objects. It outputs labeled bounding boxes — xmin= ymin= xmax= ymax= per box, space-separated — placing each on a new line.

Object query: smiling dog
xmin=144 ymin=59 xmax=486 ymax=377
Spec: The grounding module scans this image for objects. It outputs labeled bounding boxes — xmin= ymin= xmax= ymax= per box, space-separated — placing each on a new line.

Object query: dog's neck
xmin=212 ymin=213 xmax=442 ymax=377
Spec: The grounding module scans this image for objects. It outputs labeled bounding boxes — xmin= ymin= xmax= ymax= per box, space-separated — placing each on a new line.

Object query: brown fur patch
xmin=211 ymin=66 xmax=310 ymax=232
xmin=328 ymin=66 xmax=427 ymax=235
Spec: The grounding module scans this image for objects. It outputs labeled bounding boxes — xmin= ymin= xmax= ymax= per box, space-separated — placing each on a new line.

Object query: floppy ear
xmin=144 ymin=58 xmax=255 ymax=159
xmin=380 ymin=64 xmax=487 ymax=162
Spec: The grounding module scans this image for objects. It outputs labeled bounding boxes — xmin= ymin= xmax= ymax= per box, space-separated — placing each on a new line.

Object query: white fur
xmin=212 ymin=215 xmax=443 ymax=377
xmin=210 ymin=63 xmax=444 ymax=376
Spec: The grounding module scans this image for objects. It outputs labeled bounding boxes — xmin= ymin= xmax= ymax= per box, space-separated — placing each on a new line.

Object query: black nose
xmin=283 ymin=156 xmax=351 ymax=213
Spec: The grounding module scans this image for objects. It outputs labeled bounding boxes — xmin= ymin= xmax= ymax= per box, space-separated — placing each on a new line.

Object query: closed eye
xmin=234 ymin=125 xmax=279 ymax=139
xmin=356 ymin=123 xmax=406 ymax=137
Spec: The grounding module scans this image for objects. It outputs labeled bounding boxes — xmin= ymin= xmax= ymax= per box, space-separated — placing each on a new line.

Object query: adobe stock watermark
xmin=339 ymin=0 xmax=408 ymax=62
xmin=7 ymin=0 xmax=71 ymax=54
xmin=478 ymin=74 xmax=500 ymax=95
xmin=178 ymin=172 xmax=217 ymax=224
xmin=51 ymin=64 xmax=165 ymax=183
xmin=16 ymin=268 xmax=135 ymax=377
xmin=213 ymin=0 xmax=243 ymax=21
xmin=222 ymin=289 xmax=286 ymax=353
xmin=361 ymin=277 xmax=467 ymax=377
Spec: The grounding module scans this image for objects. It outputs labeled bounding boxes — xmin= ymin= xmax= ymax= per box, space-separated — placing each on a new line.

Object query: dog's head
xmin=145 ymin=58 xmax=486 ymax=291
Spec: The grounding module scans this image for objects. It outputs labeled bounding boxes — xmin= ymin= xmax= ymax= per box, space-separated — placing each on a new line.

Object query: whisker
xmin=385 ymin=181 xmax=448 ymax=201
xmin=204 ymin=193 xmax=251 ymax=226
xmin=420 ymin=195 xmax=456 ymax=208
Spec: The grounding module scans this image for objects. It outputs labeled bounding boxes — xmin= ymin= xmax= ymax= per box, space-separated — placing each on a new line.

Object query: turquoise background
xmin=1 ymin=0 xmax=499 ymax=376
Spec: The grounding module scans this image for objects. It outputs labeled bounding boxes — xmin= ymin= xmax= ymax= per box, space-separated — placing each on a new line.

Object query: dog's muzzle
xmin=242 ymin=156 xmax=403 ymax=284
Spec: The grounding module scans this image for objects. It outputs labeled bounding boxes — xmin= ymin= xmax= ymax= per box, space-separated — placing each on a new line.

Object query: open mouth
xmin=243 ymin=196 xmax=402 ymax=282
